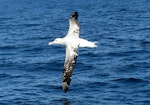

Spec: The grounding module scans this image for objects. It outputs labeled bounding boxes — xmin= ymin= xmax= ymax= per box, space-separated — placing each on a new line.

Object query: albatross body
xmin=49 ymin=12 xmax=97 ymax=92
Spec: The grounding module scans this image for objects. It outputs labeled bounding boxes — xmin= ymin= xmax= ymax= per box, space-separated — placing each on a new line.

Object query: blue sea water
xmin=0 ymin=0 xmax=150 ymax=104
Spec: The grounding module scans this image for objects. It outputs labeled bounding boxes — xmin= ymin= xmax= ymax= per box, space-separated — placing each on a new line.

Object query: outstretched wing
xmin=62 ymin=46 xmax=78 ymax=92
xmin=66 ymin=12 xmax=80 ymax=38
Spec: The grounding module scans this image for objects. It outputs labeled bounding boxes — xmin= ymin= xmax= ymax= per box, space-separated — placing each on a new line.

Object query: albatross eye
xmin=55 ymin=39 xmax=58 ymax=42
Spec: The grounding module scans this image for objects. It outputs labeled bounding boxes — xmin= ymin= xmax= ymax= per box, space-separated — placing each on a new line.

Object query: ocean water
xmin=0 ymin=0 xmax=150 ymax=105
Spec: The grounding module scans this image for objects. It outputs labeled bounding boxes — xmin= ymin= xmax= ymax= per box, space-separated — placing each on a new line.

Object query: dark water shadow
xmin=51 ymin=97 xmax=71 ymax=105
xmin=61 ymin=98 xmax=71 ymax=105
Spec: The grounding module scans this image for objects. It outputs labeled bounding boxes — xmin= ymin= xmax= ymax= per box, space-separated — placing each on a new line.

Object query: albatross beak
xmin=48 ymin=41 xmax=55 ymax=45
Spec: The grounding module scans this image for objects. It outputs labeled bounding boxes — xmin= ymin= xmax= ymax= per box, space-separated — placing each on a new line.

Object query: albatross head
xmin=48 ymin=38 xmax=64 ymax=45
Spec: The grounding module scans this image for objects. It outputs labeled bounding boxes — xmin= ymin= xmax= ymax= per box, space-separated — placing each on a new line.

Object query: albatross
xmin=48 ymin=12 xmax=97 ymax=92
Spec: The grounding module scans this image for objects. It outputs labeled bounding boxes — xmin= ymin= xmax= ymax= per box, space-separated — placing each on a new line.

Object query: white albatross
xmin=48 ymin=12 xmax=97 ymax=92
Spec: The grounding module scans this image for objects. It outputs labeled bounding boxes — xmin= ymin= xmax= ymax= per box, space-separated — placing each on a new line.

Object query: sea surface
xmin=0 ymin=0 xmax=150 ymax=105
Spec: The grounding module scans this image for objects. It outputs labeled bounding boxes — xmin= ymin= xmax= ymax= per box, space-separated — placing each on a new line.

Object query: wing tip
xmin=62 ymin=82 xmax=69 ymax=93
xmin=70 ymin=12 xmax=78 ymax=20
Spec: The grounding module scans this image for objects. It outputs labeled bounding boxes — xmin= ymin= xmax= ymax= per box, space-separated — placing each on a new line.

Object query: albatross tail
xmin=79 ymin=38 xmax=98 ymax=48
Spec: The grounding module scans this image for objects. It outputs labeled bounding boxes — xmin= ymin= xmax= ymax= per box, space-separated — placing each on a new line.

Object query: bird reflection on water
xmin=61 ymin=98 xmax=70 ymax=105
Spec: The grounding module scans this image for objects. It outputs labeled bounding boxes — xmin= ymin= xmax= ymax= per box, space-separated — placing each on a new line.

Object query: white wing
xmin=62 ymin=12 xmax=80 ymax=92
xmin=62 ymin=45 xmax=78 ymax=92
xmin=66 ymin=12 xmax=80 ymax=38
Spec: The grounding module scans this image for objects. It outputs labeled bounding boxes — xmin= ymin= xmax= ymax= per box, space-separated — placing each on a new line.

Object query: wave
xmin=113 ymin=77 xmax=149 ymax=84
